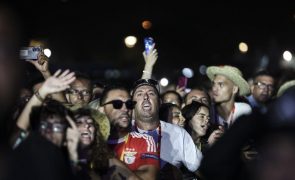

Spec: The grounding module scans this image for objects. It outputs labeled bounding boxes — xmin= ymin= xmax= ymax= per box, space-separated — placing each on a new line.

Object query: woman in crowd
xmin=71 ymin=108 xmax=141 ymax=179
xmin=182 ymin=101 xmax=224 ymax=153
xmin=159 ymin=103 xmax=185 ymax=127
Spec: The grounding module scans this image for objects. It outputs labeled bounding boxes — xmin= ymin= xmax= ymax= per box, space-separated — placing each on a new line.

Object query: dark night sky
xmin=11 ymin=1 xmax=295 ymax=87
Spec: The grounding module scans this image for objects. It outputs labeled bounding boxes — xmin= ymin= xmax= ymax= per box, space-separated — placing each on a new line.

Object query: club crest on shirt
xmin=123 ymin=151 xmax=137 ymax=164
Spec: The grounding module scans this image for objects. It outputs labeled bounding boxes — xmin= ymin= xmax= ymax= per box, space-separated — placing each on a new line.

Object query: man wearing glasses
xmin=100 ymin=85 xmax=159 ymax=180
xmin=247 ymin=70 xmax=275 ymax=110
xmin=66 ymin=72 xmax=92 ymax=107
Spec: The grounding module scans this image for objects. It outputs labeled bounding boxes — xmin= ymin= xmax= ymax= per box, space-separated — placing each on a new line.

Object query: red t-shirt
xmin=108 ymin=132 xmax=160 ymax=171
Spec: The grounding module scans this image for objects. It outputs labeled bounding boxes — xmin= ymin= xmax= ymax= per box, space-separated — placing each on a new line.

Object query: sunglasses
xmin=101 ymin=99 xmax=136 ymax=110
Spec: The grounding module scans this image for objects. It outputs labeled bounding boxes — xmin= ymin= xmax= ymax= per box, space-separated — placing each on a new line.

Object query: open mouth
xmin=200 ymin=124 xmax=208 ymax=131
xmin=81 ymin=131 xmax=91 ymax=139
xmin=119 ymin=114 xmax=129 ymax=122
xmin=142 ymin=101 xmax=151 ymax=111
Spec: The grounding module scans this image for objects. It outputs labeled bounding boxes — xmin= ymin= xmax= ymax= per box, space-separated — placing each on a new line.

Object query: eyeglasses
xmin=40 ymin=121 xmax=67 ymax=133
xmin=101 ymin=99 xmax=136 ymax=110
xmin=132 ymin=79 xmax=159 ymax=92
xmin=67 ymin=89 xmax=91 ymax=96
xmin=195 ymin=114 xmax=210 ymax=121
xmin=254 ymin=82 xmax=274 ymax=90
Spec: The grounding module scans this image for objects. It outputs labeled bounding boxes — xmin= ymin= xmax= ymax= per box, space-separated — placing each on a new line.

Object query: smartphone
xmin=178 ymin=76 xmax=188 ymax=88
xmin=20 ymin=47 xmax=42 ymax=60
xmin=144 ymin=37 xmax=154 ymax=55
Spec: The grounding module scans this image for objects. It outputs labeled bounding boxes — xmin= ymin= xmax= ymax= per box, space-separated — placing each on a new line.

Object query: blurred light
xmin=142 ymin=20 xmax=152 ymax=30
xmin=160 ymin=78 xmax=169 ymax=87
xmin=44 ymin=48 xmax=51 ymax=58
xmin=283 ymin=50 xmax=292 ymax=62
xmin=239 ymin=42 xmax=248 ymax=53
xmin=124 ymin=36 xmax=137 ymax=48
xmin=182 ymin=68 xmax=194 ymax=78
xmin=199 ymin=65 xmax=207 ymax=75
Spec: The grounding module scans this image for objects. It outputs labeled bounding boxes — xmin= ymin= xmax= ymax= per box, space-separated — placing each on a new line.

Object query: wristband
xmin=34 ymin=90 xmax=45 ymax=102
xmin=143 ymin=70 xmax=151 ymax=75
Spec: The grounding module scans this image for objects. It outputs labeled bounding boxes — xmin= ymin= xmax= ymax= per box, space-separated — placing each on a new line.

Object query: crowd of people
xmin=2 ymin=3 xmax=295 ymax=180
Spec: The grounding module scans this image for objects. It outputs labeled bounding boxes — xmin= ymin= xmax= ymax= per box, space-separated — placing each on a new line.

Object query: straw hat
xmin=277 ymin=80 xmax=295 ymax=97
xmin=206 ymin=65 xmax=250 ymax=96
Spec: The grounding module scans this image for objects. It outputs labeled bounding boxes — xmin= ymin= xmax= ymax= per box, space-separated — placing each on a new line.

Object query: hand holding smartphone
xmin=178 ymin=76 xmax=188 ymax=89
xmin=144 ymin=37 xmax=154 ymax=55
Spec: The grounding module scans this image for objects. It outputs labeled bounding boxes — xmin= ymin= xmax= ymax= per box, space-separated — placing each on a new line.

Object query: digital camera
xmin=20 ymin=47 xmax=42 ymax=60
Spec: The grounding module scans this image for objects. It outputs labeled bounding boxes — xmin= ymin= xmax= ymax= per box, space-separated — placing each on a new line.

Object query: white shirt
xmin=133 ymin=120 xmax=202 ymax=172
xmin=217 ymin=102 xmax=252 ymax=127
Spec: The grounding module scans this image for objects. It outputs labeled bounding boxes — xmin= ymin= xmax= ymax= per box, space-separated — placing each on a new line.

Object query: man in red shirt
xmin=100 ymin=85 xmax=159 ymax=179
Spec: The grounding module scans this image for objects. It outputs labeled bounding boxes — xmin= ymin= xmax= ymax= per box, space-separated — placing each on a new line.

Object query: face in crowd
xmin=67 ymin=78 xmax=92 ymax=106
xmin=183 ymin=101 xmax=210 ymax=138
xmin=161 ymin=91 xmax=182 ymax=107
xmin=185 ymin=89 xmax=210 ymax=106
xmin=251 ymin=75 xmax=274 ymax=104
xmin=189 ymin=106 xmax=210 ymax=137
xmin=212 ymin=75 xmax=238 ymax=104
xmin=75 ymin=114 xmax=96 ymax=148
xmin=170 ymin=106 xmax=185 ymax=127
xmin=133 ymin=85 xmax=160 ymax=122
xmin=102 ymin=89 xmax=135 ymax=129
xmin=39 ymin=114 xmax=68 ymax=147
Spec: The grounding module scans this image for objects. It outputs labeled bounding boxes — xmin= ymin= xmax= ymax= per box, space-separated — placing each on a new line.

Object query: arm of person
xmin=207 ymin=126 xmax=225 ymax=147
xmin=109 ymin=157 xmax=142 ymax=180
xmin=134 ymin=164 xmax=158 ymax=180
xmin=27 ymin=52 xmax=68 ymax=102
xmin=141 ymin=44 xmax=158 ymax=79
xmin=65 ymin=115 xmax=80 ymax=166
xmin=16 ymin=70 xmax=76 ymax=131
xmin=182 ymin=128 xmax=202 ymax=172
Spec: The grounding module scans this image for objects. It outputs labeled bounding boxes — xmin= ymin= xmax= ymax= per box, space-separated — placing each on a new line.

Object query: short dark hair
xmin=99 ymin=84 xmax=130 ymax=106
xmin=74 ymin=71 xmax=93 ymax=87
xmin=184 ymin=85 xmax=210 ymax=104
xmin=161 ymin=90 xmax=183 ymax=106
xmin=30 ymin=100 xmax=71 ymax=131
xmin=252 ymin=69 xmax=274 ymax=81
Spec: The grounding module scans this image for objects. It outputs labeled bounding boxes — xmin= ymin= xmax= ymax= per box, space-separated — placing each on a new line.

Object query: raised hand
xmin=38 ymin=69 xmax=76 ymax=98
xmin=207 ymin=126 xmax=225 ymax=146
xmin=26 ymin=52 xmax=49 ymax=73
xmin=142 ymin=43 xmax=158 ymax=68
xmin=176 ymin=85 xmax=186 ymax=98
xmin=66 ymin=115 xmax=80 ymax=163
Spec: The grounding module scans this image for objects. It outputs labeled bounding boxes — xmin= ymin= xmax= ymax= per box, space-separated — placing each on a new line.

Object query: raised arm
xmin=26 ymin=52 xmax=51 ymax=79
xmin=27 ymin=52 xmax=68 ymax=102
xmin=141 ymin=44 xmax=158 ymax=79
xmin=16 ymin=69 xmax=76 ymax=131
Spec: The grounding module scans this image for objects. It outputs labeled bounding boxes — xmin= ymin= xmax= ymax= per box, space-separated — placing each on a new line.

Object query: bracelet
xmin=34 ymin=90 xmax=45 ymax=102
xmin=143 ymin=70 xmax=151 ymax=75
